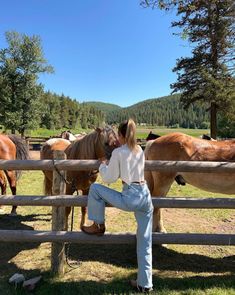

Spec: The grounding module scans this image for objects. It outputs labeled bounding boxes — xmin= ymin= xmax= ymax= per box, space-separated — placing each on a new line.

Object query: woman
xmin=82 ymin=119 xmax=153 ymax=293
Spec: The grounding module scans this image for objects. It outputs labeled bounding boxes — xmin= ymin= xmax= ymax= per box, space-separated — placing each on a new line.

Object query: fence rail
xmin=0 ymin=230 xmax=234 ymax=246
xmin=0 ymin=195 xmax=235 ymax=209
xmin=1 ymin=159 xmax=235 ymax=172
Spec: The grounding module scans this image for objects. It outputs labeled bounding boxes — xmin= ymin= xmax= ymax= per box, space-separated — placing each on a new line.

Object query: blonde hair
xmin=118 ymin=119 xmax=138 ymax=152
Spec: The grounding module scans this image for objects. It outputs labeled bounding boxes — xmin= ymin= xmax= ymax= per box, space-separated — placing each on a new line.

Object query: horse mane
xmin=66 ymin=130 xmax=99 ymax=160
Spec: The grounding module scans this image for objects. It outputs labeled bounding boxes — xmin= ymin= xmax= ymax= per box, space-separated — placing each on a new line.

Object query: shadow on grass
xmin=66 ymin=244 xmax=235 ymax=274
xmin=0 ymin=213 xmax=42 ymax=275
xmin=3 ymin=273 xmax=235 ymax=295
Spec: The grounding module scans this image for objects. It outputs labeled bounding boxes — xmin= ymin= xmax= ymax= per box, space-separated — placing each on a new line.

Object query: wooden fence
xmin=0 ymin=152 xmax=235 ymax=274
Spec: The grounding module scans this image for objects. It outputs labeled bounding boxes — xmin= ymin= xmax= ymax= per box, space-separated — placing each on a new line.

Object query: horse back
xmin=146 ymin=132 xmax=235 ymax=162
xmin=40 ymin=138 xmax=71 ymax=160
xmin=0 ymin=134 xmax=16 ymax=160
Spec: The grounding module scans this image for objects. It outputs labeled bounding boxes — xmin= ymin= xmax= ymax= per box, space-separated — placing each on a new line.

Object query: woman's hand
xmin=99 ymin=157 xmax=108 ymax=164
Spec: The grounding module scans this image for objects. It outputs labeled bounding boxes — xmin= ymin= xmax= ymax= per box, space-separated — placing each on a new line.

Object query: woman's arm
xmin=99 ymin=150 xmax=120 ymax=184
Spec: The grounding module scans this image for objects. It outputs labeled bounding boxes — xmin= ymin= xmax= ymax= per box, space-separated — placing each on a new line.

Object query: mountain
xmin=82 ymin=101 xmax=121 ymax=114
xmin=82 ymin=95 xmax=209 ymax=129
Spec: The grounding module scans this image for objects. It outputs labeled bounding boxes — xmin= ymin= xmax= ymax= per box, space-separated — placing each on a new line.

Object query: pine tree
xmin=141 ymin=1 xmax=235 ymax=138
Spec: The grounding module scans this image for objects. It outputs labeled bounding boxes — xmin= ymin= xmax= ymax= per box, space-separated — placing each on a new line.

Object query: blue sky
xmin=0 ymin=1 xmax=191 ymax=107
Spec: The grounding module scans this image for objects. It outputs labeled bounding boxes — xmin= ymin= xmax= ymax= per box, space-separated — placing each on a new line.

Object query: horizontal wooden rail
xmin=0 ymin=195 xmax=235 ymax=209
xmin=0 ymin=159 xmax=235 ymax=172
xmin=0 ymin=230 xmax=234 ymax=245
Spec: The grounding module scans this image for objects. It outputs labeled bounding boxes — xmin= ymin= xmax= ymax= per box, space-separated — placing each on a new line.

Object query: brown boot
xmin=81 ymin=222 xmax=105 ymax=236
xmin=130 ymin=280 xmax=153 ymax=293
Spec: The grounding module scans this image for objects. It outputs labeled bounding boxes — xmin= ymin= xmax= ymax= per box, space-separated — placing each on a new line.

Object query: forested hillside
xmin=39 ymin=91 xmax=105 ymax=129
xmin=0 ymin=90 xmax=212 ymax=131
xmin=83 ymin=101 xmax=121 ymax=114
xmin=106 ymin=94 xmax=209 ymax=129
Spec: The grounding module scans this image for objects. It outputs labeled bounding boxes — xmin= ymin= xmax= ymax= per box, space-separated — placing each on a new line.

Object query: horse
xmin=40 ymin=127 xmax=120 ymax=228
xmin=144 ymin=132 xmax=235 ymax=233
xmin=0 ymin=134 xmax=29 ymax=215
xmin=0 ymin=170 xmax=7 ymax=212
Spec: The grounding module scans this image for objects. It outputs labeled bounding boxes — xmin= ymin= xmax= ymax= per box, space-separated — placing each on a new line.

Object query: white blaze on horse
xmin=144 ymin=132 xmax=235 ymax=233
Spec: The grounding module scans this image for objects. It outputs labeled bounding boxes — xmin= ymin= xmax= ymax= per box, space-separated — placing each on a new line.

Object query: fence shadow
xmin=66 ymin=243 xmax=235 ymax=274
xmin=0 ymin=214 xmax=42 ymax=273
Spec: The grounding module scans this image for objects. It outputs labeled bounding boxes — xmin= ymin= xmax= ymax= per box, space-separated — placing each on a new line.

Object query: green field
xmin=23 ymin=126 xmax=210 ymax=139
xmin=0 ymin=167 xmax=234 ymax=295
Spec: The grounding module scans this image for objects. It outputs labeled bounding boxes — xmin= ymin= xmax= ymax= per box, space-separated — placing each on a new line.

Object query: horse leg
xmin=4 ymin=170 xmax=17 ymax=215
xmin=80 ymin=189 xmax=88 ymax=229
xmin=0 ymin=172 xmax=7 ymax=212
xmin=151 ymin=172 xmax=175 ymax=233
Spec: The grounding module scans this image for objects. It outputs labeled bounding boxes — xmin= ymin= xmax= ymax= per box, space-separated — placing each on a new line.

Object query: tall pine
xmin=142 ymin=1 xmax=235 ymax=138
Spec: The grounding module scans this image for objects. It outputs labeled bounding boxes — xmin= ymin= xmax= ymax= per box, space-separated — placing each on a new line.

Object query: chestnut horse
xmin=0 ymin=134 xmax=29 ymax=215
xmin=40 ymin=127 xmax=119 ymax=227
xmin=144 ymin=132 xmax=235 ymax=233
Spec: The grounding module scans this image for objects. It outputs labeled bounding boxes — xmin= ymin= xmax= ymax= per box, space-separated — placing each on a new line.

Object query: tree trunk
xmin=210 ymin=102 xmax=217 ymax=139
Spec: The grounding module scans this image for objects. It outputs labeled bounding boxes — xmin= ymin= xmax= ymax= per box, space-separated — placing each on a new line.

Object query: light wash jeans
xmin=87 ymin=182 xmax=153 ymax=288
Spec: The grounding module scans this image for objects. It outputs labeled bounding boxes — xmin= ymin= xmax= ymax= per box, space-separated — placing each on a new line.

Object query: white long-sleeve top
xmin=99 ymin=144 xmax=145 ymax=185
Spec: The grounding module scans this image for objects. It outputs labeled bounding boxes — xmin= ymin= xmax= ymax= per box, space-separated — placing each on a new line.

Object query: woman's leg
xmin=134 ymin=208 xmax=153 ymax=289
xmin=87 ymin=183 xmax=131 ymax=224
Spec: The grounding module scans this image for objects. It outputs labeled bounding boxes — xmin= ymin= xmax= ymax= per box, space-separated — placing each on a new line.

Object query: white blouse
xmin=99 ymin=144 xmax=145 ymax=185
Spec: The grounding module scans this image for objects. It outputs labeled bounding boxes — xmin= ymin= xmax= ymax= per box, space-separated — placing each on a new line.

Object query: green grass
xmin=1 ymin=169 xmax=234 ymax=294
xmin=23 ymin=126 xmax=209 ymax=139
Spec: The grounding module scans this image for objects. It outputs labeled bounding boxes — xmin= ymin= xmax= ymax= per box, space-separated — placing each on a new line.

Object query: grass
xmin=1 ymin=169 xmax=234 ymax=294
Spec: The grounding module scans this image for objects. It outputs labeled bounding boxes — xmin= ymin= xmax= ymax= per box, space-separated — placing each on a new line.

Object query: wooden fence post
xmin=51 ymin=150 xmax=67 ymax=275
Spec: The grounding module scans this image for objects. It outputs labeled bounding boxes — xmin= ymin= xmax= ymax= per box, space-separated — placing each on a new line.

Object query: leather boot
xmin=130 ymin=279 xmax=153 ymax=293
xmin=81 ymin=222 xmax=105 ymax=236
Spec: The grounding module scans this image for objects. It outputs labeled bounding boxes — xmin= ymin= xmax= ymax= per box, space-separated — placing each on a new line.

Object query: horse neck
xmin=69 ymin=131 xmax=101 ymax=159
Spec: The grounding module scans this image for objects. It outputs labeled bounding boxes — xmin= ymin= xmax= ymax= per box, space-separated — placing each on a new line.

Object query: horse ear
xmin=95 ymin=127 xmax=102 ymax=133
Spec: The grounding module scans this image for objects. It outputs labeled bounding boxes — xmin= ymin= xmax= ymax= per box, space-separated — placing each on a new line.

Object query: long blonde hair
xmin=118 ymin=119 xmax=139 ymax=152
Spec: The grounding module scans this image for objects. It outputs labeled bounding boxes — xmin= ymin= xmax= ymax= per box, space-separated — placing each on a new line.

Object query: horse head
xmin=61 ymin=130 xmax=77 ymax=141
xmin=95 ymin=126 xmax=120 ymax=159
xmin=146 ymin=131 xmax=160 ymax=141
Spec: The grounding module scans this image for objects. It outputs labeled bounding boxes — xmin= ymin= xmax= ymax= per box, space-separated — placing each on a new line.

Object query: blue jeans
xmin=87 ymin=182 xmax=153 ymax=288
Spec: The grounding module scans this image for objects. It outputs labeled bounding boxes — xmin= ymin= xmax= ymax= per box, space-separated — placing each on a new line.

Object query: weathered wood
xmin=0 ymin=159 xmax=235 ymax=173
xmin=0 ymin=195 xmax=234 ymax=209
xmin=0 ymin=230 xmax=234 ymax=245
xmin=51 ymin=151 xmax=66 ymax=275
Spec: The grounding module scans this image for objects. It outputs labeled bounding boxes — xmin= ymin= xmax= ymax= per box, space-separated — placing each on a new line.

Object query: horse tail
xmin=8 ymin=135 xmax=30 ymax=180
xmin=144 ymin=140 xmax=154 ymax=193
xmin=40 ymin=142 xmax=53 ymax=196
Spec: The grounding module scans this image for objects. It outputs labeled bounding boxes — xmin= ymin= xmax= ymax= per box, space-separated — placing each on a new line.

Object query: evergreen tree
xmin=141 ymin=1 xmax=235 ymax=138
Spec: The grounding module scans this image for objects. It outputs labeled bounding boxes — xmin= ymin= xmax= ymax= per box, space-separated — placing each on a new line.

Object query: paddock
xmin=0 ymin=154 xmax=234 ymax=275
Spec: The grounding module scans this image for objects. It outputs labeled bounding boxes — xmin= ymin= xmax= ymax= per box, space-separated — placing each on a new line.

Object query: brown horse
xmin=0 ymin=134 xmax=29 ymax=215
xmin=144 ymin=132 xmax=235 ymax=233
xmin=40 ymin=127 xmax=119 ymax=227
